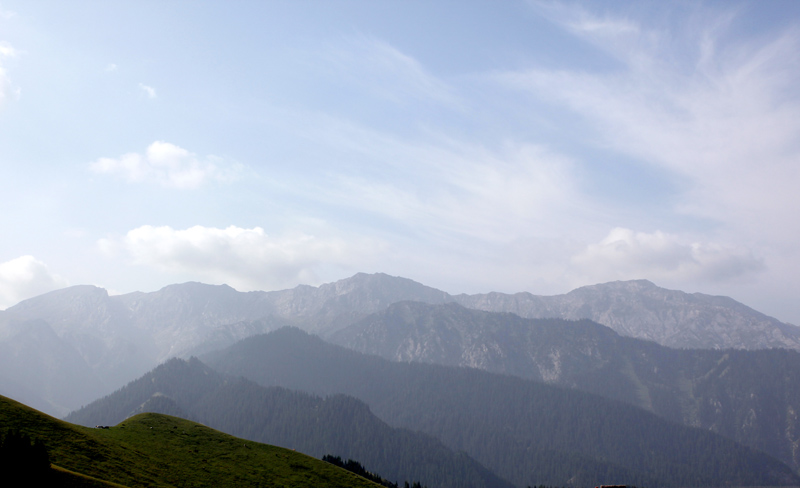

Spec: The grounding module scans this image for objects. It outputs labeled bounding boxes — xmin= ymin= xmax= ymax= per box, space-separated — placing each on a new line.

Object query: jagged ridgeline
xmin=66 ymin=357 xmax=513 ymax=488
xmin=0 ymin=394 xmax=390 ymax=487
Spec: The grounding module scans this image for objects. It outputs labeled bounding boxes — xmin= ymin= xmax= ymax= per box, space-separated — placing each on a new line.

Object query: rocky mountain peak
xmin=570 ymin=279 xmax=658 ymax=294
xmin=9 ymin=284 xmax=109 ymax=312
xmin=456 ymin=279 xmax=800 ymax=350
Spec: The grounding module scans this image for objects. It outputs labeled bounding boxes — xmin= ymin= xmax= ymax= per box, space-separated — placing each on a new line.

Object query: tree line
xmin=323 ymin=454 xmax=427 ymax=488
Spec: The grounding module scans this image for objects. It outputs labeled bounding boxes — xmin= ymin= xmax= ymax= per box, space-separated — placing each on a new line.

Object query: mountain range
xmin=2 ymin=273 xmax=797 ymax=416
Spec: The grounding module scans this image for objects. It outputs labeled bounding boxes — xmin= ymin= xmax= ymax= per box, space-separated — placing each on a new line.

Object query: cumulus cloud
xmin=89 ymin=141 xmax=241 ymax=189
xmin=0 ymin=256 xmax=69 ymax=309
xmin=138 ymin=82 xmax=156 ymax=99
xmin=101 ymin=225 xmax=382 ymax=291
xmin=571 ymin=227 xmax=764 ymax=285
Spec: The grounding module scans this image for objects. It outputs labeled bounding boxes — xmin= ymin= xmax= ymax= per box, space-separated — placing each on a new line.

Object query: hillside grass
xmin=0 ymin=395 xmax=380 ymax=488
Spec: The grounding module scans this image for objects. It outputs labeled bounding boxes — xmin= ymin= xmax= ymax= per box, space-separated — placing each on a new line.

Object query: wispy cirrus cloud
xmin=0 ymin=5 xmax=15 ymax=20
xmin=328 ymin=139 xmax=578 ymax=242
xmin=138 ymin=82 xmax=156 ymax=99
xmin=99 ymin=225 xmax=384 ymax=291
xmin=502 ymin=3 xmax=800 ymax=246
xmin=322 ymin=36 xmax=461 ymax=108
xmin=274 ymin=110 xmax=582 ymax=244
xmin=0 ymin=256 xmax=68 ymax=309
xmin=89 ymin=141 xmax=242 ymax=189
xmin=0 ymin=40 xmax=18 ymax=106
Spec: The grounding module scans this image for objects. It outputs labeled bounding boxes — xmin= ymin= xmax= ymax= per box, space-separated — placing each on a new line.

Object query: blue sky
xmin=2 ymin=1 xmax=800 ymax=325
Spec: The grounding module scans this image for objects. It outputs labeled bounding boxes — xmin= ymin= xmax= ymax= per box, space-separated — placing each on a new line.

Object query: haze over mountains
xmin=68 ymin=328 xmax=800 ymax=488
xmin=1 ymin=272 xmax=798 ymax=417
xmin=4 ymin=272 xmax=800 ymax=486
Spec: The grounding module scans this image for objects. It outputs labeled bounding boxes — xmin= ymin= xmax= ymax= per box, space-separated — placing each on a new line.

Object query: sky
xmin=1 ymin=1 xmax=800 ymax=325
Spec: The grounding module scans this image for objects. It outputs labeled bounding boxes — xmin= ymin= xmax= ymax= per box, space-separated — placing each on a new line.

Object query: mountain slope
xmin=330 ymin=301 xmax=800 ymax=471
xmin=0 ymin=318 xmax=107 ymax=416
xmin=65 ymin=357 xmax=511 ymax=488
xmin=203 ymin=327 xmax=800 ymax=488
xmin=0 ymin=394 xmax=382 ymax=488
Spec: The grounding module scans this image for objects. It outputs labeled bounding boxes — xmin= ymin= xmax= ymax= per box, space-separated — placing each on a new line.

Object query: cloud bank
xmin=571 ymin=227 xmax=764 ymax=285
xmin=89 ymin=141 xmax=241 ymax=189
xmin=101 ymin=225 xmax=381 ymax=291
xmin=0 ymin=256 xmax=68 ymax=309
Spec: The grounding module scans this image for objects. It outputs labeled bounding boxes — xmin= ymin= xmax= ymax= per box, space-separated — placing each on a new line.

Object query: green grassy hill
xmin=1 ymin=394 xmax=380 ymax=488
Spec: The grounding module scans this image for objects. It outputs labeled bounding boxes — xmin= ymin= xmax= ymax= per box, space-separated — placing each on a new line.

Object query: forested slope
xmin=204 ymin=327 xmax=800 ymax=488
xmin=330 ymin=301 xmax=800 ymax=471
xmin=66 ymin=357 xmax=512 ymax=488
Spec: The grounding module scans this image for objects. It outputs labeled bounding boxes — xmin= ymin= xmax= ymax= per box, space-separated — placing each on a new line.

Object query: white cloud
xmin=0 ymin=42 xmax=14 ymax=57
xmin=106 ymin=63 xmax=118 ymax=72
xmin=138 ymin=82 xmax=156 ymax=99
xmin=0 ymin=256 xmax=69 ymax=309
xmin=102 ymin=225 xmax=383 ymax=291
xmin=0 ymin=40 xmax=17 ymax=107
xmin=89 ymin=141 xmax=241 ymax=189
xmin=571 ymin=227 xmax=764 ymax=286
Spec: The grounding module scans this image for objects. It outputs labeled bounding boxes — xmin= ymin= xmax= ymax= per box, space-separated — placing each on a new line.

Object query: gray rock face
xmin=329 ymin=301 xmax=622 ymax=384
xmin=454 ymin=280 xmax=800 ymax=351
